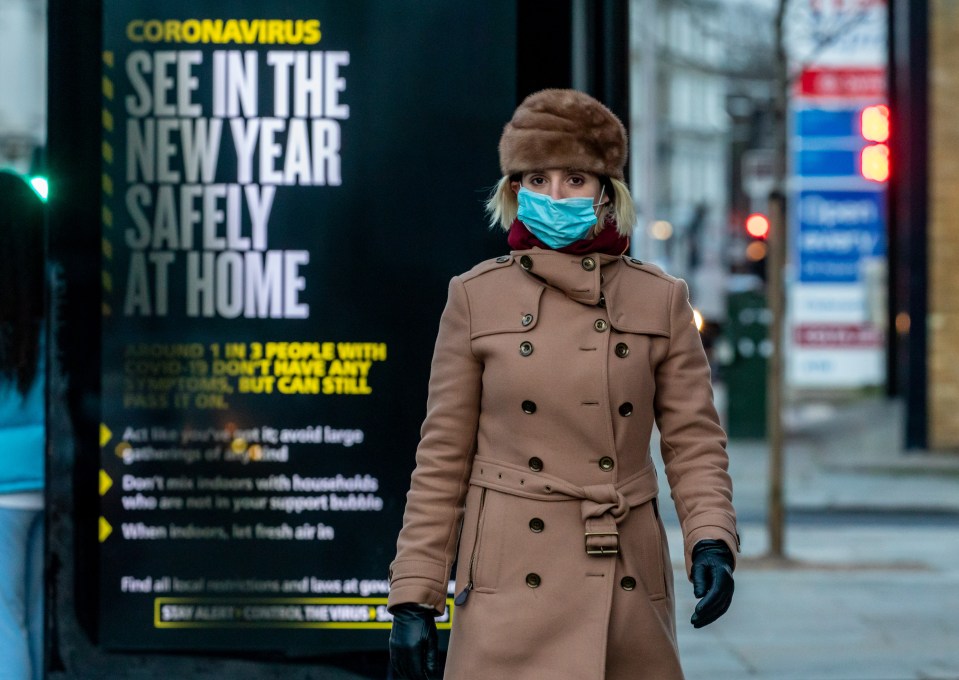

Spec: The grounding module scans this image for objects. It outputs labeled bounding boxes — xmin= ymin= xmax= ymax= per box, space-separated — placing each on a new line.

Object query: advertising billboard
xmin=96 ymin=0 xmax=512 ymax=652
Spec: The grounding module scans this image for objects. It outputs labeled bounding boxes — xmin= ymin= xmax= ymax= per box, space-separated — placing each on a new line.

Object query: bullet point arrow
xmin=99 ymin=517 xmax=113 ymax=543
xmin=100 ymin=423 xmax=112 ymax=448
xmin=99 ymin=470 xmax=113 ymax=496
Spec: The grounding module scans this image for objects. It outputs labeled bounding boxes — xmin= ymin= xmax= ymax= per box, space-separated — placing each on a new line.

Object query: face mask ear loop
xmin=593 ymin=184 xmax=606 ymax=208
xmin=593 ymin=184 xmax=607 ymax=218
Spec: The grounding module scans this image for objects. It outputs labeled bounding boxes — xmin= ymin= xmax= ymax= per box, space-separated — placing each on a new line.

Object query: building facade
xmin=927 ymin=0 xmax=959 ymax=449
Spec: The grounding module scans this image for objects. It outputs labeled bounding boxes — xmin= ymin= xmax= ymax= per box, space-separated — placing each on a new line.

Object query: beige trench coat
xmin=389 ymin=249 xmax=738 ymax=680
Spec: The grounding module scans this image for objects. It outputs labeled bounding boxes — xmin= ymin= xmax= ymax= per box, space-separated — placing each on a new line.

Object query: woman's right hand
xmin=389 ymin=603 xmax=438 ymax=679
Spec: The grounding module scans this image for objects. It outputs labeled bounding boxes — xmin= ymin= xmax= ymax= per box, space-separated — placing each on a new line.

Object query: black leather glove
xmin=690 ymin=539 xmax=735 ymax=628
xmin=389 ymin=603 xmax=438 ymax=679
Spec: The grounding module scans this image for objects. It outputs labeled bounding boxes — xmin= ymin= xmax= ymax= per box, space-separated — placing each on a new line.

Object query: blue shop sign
xmin=797 ymin=148 xmax=858 ymax=177
xmin=796 ymin=189 xmax=886 ymax=283
xmin=795 ymin=108 xmax=858 ymax=138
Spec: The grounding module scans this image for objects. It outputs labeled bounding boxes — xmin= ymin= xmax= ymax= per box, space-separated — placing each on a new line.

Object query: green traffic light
xmin=29 ymin=176 xmax=48 ymax=201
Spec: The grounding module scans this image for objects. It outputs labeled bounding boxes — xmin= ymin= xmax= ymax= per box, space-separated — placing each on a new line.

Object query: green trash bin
xmin=719 ymin=290 xmax=769 ymax=439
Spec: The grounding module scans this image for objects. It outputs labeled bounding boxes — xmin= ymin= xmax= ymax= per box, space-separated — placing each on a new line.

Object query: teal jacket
xmin=0 ymin=351 xmax=45 ymax=494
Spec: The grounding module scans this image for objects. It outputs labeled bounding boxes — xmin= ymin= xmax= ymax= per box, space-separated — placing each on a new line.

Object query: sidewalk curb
xmin=786 ymin=505 xmax=959 ymax=517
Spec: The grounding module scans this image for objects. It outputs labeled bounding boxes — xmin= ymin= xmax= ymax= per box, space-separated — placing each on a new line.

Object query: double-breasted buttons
xmin=594 ymin=319 xmax=609 ymax=332
xmin=615 ymin=342 xmax=630 ymax=358
xmin=620 ymin=576 xmax=637 ymax=591
xmin=521 ymin=313 xmax=534 ymax=326
xmin=599 ymin=456 xmax=615 ymax=472
xmin=529 ymin=517 xmax=545 ymax=533
xmin=495 ymin=255 xmax=510 ymax=263
xmin=581 ymin=257 xmax=596 ymax=271
xmin=526 ymin=573 xmax=541 ymax=588
xmin=528 ymin=457 xmax=544 ymax=472
xmin=519 ymin=341 xmax=534 ymax=357
xmin=522 ymin=400 xmax=537 ymax=414
xmin=619 ymin=402 xmax=633 ymax=417
xmin=520 ymin=255 xmax=533 ymax=270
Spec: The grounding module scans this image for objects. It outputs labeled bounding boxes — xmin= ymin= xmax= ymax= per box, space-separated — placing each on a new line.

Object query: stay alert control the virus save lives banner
xmin=98 ymin=0 xmax=513 ymax=652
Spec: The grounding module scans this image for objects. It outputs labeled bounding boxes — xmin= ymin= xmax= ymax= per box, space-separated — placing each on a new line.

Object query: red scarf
xmin=507 ymin=217 xmax=630 ymax=256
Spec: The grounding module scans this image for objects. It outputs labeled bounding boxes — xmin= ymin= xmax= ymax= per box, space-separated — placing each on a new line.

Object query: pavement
xmin=654 ymin=396 xmax=959 ymax=680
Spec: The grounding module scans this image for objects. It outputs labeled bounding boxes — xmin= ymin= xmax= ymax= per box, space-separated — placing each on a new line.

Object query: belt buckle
xmin=584 ymin=531 xmax=619 ymax=556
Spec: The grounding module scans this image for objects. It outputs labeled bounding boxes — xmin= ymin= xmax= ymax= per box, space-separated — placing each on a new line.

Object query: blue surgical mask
xmin=517 ymin=186 xmax=603 ymax=249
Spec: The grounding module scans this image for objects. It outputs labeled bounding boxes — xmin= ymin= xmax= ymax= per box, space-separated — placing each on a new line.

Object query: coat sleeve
xmin=653 ymin=278 xmax=739 ymax=579
xmin=388 ymin=276 xmax=482 ymax=613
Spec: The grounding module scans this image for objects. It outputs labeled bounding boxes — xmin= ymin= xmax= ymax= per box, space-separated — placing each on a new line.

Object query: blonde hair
xmin=485 ymin=175 xmax=636 ymax=238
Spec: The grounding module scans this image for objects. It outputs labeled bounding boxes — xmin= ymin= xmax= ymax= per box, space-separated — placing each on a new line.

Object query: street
xmin=673 ymin=521 xmax=959 ymax=680
xmin=660 ymin=398 xmax=959 ymax=680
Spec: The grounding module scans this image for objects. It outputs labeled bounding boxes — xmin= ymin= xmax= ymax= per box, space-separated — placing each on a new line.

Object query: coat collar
xmin=509 ymin=248 xmax=621 ymax=306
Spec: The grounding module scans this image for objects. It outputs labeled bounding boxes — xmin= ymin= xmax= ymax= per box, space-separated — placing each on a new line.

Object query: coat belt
xmin=469 ymin=455 xmax=660 ymax=556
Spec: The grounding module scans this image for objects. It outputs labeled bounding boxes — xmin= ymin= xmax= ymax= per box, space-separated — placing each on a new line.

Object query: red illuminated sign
xmin=793 ymin=324 xmax=884 ymax=348
xmin=799 ymin=67 xmax=886 ymax=98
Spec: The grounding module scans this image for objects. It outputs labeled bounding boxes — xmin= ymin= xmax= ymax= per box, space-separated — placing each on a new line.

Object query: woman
xmin=388 ymin=89 xmax=738 ymax=680
xmin=0 ymin=170 xmax=46 ymax=680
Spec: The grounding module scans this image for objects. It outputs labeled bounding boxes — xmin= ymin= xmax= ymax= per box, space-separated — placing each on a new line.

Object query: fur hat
xmin=498 ymin=89 xmax=628 ymax=181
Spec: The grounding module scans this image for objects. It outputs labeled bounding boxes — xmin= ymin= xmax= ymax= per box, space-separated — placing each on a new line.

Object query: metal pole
xmin=766 ymin=191 xmax=786 ymax=559
xmin=571 ymin=0 xmax=589 ymax=92
xmin=632 ymin=0 xmax=657 ymax=260
xmin=766 ymin=0 xmax=789 ymax=560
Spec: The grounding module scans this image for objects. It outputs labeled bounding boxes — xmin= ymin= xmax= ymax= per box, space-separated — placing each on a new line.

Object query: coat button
xmin=594 ymin=319 xmax=609 ymax=332
xmin=621 ymin=576 xmax=637 ymax=591
xmin=615 ymin=342 xmax=629 ymax=358
xmin=519 ymin=341 xmax=534 ymax=357
xmin=619 ymin=402 xmax=633 ymax=417
xmin=599 ymin=456 xmax=615 ymax=471
xmin=528 ymin=457 xmax=544 ymax=472
xmin=526 ymin=573 xmax=541 ymax=588
xmin=520 ymin=255 xmax=533 ymax=270
xmin=496 ymin=255 xmax=510 ymax=263
xmin=522 ymin=400 xmax=537 ymax=414
xmin=581 ymin=257 xmax=596 ymax=271
xmin=529 ymin=517 xmax=545 ymax=533
xmin=521 ymin=313 xmax=534 ymax=326
xmin=598 ymin=292 xmax=606 ymax=308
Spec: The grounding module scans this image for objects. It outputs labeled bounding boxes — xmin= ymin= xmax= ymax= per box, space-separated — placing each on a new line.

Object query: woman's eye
xmin=568 ymin=176 xmax=585 ymax=186
xmin=530 ymin=177 xmax=546 ymax=185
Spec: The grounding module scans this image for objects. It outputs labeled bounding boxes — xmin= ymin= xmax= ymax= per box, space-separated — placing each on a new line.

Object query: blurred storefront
xmin=0 ymin=0 xmax=45 ymax=174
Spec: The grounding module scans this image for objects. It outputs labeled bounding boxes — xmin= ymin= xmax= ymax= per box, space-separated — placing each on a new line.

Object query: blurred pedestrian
xmin=0 ymin=170 xmax=46 ymax=680
xmin=388 ymin=90 xmax=738 ymax=679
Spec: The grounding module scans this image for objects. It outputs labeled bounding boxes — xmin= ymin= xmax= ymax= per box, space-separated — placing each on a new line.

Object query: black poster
xmin=98 ymin=1 xmax=514 ymax=652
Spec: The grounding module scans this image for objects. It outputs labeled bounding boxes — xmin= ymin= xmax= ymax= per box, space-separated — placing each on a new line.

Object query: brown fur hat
xmin=498 ymin=89 xmax=628 ymax=181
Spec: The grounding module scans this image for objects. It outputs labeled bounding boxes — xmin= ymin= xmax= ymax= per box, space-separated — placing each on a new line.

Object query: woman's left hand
xmin=389 ymin=603 xmax=438 ymax=678
xmin=689 ymin=539 xmax=735 ymax=628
